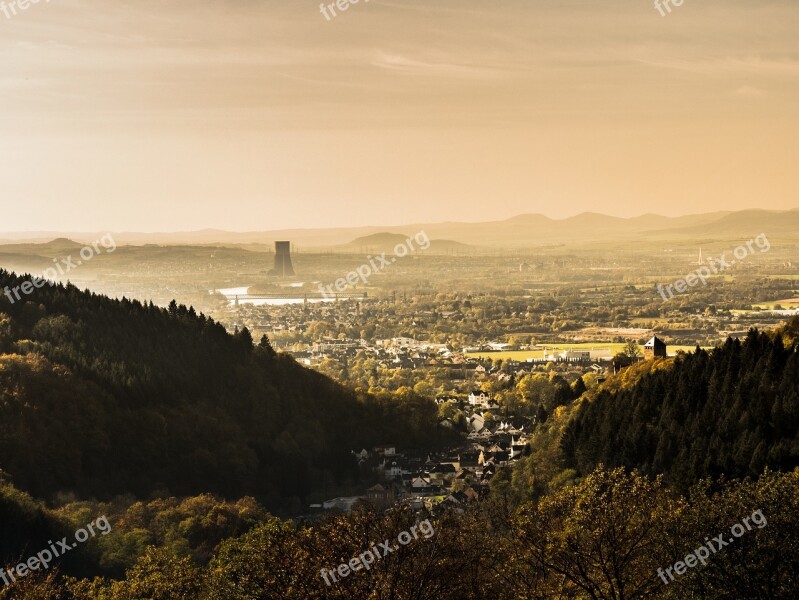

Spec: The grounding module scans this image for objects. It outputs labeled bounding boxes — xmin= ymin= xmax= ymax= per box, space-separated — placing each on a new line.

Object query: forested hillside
xmin=3 ymin=467 xmax=798 ymax=599
xmin=561 ymin=320 xmax=799 ymax=489
xmin=0 ymin=269 xmax=456 ymax=508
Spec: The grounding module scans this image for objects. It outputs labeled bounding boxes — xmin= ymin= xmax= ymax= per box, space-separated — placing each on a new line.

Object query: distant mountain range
xmin=2 ymin=208 xmax=798 ymax=249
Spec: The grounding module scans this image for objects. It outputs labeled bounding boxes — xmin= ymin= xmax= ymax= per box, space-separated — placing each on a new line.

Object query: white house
xmin=378 ymin=459 xmax=404 ymax=479
xmin=468 ymin=390 xmax=490 ymax=406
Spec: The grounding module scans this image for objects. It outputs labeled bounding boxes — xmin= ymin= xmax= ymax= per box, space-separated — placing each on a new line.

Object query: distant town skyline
xmin=1 ymin=0 xmax=797 ymax=232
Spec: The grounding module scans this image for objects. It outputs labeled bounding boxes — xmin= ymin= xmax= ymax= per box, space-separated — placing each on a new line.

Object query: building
xmin=468 ymin=413 xmax=485 ymax=433
xmin=322 ymin=496 xmax=361 ymax=512
xmin=644 ymin=336 xmax=667 ymax=358
xmin=468 ymin=390 xmax=490 ymax=407
xmin=560 ymin=350 xmax=591 ymax=362
xmin=373 ymin=445 xmax=397 ymax=457
xmin=365 ymin=483 xmax=397 ymax=507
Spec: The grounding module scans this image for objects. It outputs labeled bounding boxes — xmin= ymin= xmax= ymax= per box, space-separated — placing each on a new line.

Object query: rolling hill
xmin=3 ymin=208 xmax=796 ymax=249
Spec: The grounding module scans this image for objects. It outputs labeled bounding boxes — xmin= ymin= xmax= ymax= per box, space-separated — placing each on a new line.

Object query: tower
xmin=644 ymin=336 xmax=667 ymax=359
xmin=273 ymin=241 xmax=295 ymax=277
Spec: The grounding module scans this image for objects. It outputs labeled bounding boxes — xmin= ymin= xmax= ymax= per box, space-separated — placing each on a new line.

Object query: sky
xmin=0 ymin=0 xmax=797 ymax=232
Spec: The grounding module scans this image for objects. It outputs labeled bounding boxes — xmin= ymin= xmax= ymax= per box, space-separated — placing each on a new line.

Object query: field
xmin=752 ymin=298 xmax=799 ymax=310
xmin=466 ymin=342 xmax=704 ymax=361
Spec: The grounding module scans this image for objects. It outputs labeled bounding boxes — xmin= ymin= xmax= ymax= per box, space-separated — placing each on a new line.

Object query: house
xmin=322 ymin=496 xmax=362 ymax=512
xmin=365 ymin=483 xmax=397 ymax=507
xmin=467 ymin=428 xmax=492 ymax=440
xmin=378 ymin=458 xmax=405 ymax=480
xmin=439 ymin=454 xmax=461 ymax=471
xmin=411 ymin=475 xmax=433 ymax=490
xmin=435 ymin=395 xmax=460 ymax=405
xmin=352 ymin=448 xmax=370 ymax=463
xmin=429 ymin=463 xmax=457 ymax=483
xmin=468 ymin=413 xmax=485 ymax=433
xmin=460 ymin=452 xmax=481 ymax=469
xmin=441 ymin=491 xmax=469 ymax=508
xmin=493 ymin=450 xmax=510 ymax=463
xmin=454 ymin=469 xmax=471 ymax=481
xmin=496 ymin=420 xmax=524 ymax=435
xmin=644 ymin=336 xmax=667 ymax=358
xmin=403 ymin=497 xmax=427 ymax=511
xmin=468 ymin=390 xmax=486 ymax=404
xmin=373 ymin=445 xmax=397 ymax=457
xmin=510 ymin=438 xmax=528 ymax=459
xmin=560 ymin=350 xmax=591 ymax=361
xmin=468 ymin=390 xmax=493 ymax=408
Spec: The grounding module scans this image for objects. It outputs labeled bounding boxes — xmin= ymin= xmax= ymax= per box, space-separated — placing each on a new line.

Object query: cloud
xmin=370 ymin=53 xmax=508 ymax=79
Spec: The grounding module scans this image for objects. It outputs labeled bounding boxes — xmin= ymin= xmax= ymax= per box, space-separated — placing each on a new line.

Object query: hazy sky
xmin=1 ymin=0 xmax=797 ymax=232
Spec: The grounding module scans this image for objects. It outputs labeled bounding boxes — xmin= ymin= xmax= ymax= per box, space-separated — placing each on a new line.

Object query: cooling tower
xmin=273 ymin=241 xmax=295 ymax=276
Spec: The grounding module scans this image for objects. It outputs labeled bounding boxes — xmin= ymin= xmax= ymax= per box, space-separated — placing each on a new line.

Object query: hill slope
xmin=561 ymin=320 xmax=799 ymax=489
xmin=0 ymin=269 xmax=453 ymax=510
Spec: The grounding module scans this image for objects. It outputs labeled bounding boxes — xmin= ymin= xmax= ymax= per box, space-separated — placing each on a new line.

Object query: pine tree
xmin=238 ymin=326 xmax=253 ymax=351
xmin=258 ymin=334 xmax=277 ymax=358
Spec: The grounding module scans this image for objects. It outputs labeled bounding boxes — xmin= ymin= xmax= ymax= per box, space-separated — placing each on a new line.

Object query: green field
xmin=466 ymin=342 xmax=705 ymax=361
xmin=752 ymin=298 xmax=799 ymax=310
